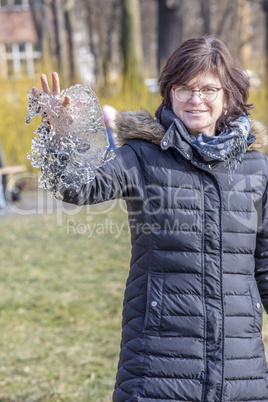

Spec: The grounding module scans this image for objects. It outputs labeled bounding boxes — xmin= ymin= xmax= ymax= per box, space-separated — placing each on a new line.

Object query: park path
xmin=0 ymin=189 xmax=75 ymax=218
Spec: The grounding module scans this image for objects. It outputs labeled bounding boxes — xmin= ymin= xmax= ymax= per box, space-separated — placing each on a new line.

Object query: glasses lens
xmin=175 ymin=87 xmax=192 ymax=102
xmin=200 ymin=88 xmax=218 ymax=102
xmin=174 ymin=87 xmax=219 ymax=103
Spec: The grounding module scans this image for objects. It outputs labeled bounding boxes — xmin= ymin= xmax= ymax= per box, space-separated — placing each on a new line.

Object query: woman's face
xmin=171 ymin=73 xmax=227 ymax=137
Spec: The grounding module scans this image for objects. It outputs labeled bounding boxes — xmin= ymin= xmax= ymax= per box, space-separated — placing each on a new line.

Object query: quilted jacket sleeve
xmin=254 ymin=163 xmax=268 ymax=313
xmin=62 ymin=141 xmax=143 ymax=206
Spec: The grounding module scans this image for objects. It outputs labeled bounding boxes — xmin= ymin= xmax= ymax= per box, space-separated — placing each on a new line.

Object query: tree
xmin=198 ymin=0 xmax=239 ymax=42
xmin=29 ymin=0 xmax=80 ymax=85
xmin=215 ymin=0 xmax=237 ymax=38
xmin=121 ymin=0 xmax=144 ymax=89
xmin=29 ymin=0 xmax=54 ymax=74
xmin=263 ymin=0 xmax=268 ymax=86
xmin=29 ymin=0 xmax=42 ymax=44
xmin=157 ymin=0 xmax=184 ymax=72
xmin=200 ymin=0 xmax=211 ymax=34
xmin=83 ymin=0 xmax=121 ymax=89
xmin=65 ymin=0 xmax=81 ymax=83
xmin=53 ymin=0 xmax=69 ymax=86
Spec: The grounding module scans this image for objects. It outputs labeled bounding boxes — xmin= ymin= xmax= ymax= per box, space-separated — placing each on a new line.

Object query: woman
xmin=102 ymin=104 xmax=118 ymax=151
xmin=39 ymin=36 xmax=268 ymax=401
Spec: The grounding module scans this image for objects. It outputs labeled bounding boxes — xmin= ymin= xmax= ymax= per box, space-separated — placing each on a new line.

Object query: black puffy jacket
xmin=64 ymin=107 xmax=268 ymax=401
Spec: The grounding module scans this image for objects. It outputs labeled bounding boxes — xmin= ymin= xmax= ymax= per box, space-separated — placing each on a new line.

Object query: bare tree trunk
xmin=40 ymin=0 xmax=54 ymax=74
xmin=215 ymin=0 xmax=237 ymax=37
xmin=263 ymin=0 xmax=268 ymax=88
xmin=121 ymin=0 xmax=144 ymax=90
xmin=82 ymin=0 xmax=121 ymax=91
xmin=103 ymin=0 xmax=119 ymax=86
xmin=83 ymin=0 xmax=98 ymax=79
xmin=29 ymin=0 xmax=42 ymax=43
xmin=65 ymin=0 xmax=81 ymax=83
xmin=83 ymin=0 xmax=106 ymax=88
xmin=200 ymin=0 xmax=211 ymax=34
xmin=157 ymin=0 xmax=184 ymax=72
xmin=54 ymin=0 xmax=69 ymax=86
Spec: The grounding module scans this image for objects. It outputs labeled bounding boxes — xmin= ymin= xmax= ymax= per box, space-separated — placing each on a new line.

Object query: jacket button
xmin=186 ymin=153 xmax=190 ymax=159
xmin=163 ymin=141 xmax=167 ymax=146
xmin=151 ymin=301 xmax=158 ymax=308
xmin=257 ymin=303 xmax=260 ymax=309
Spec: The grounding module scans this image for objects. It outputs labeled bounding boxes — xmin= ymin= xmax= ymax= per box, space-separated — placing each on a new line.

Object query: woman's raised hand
xmin=40 ymin=72 xmax=71 ymax=107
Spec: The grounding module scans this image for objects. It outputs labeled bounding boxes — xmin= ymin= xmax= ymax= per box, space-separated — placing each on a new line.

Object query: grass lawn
xmin=0 ymin=200 xmax=130 ymax=401
xmin=0 ymin=198 xmax=268 ymax=401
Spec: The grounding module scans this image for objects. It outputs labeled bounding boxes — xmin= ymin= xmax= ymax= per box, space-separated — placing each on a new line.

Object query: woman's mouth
xmin=186 ymin=110 xmax=207 ymax=114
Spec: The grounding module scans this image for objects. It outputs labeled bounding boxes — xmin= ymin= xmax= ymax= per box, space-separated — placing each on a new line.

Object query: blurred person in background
xmin=102 ymin=104 xmax=118 ymax=151
xmin=0 ymin=143 xmax=6 ymax=211
xmin=0 ymin=172 xmax=6 ymax=211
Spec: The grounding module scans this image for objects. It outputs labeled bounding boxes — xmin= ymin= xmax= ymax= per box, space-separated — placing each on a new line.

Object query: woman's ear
xmin=223 ymin=99 xmax=228 ymax=113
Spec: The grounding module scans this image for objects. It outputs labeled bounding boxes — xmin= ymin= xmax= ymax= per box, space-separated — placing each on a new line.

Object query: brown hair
xmin=155 ymin=36 xmax=253 ymax=130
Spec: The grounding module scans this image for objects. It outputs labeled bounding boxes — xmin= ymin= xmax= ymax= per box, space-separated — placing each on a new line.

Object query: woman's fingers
xmin=52 ymin=72 xmax=60 ymax=94
xmin=41 ymin=74 xmax=50 ymax=93
xmin=40 ymin=72 xmax=71 ymax=107
xmin=32 ymin=87 xmax=40 ymax=96
xmin=62 ymin=96 xmax=71 ymax=107
xmin=40 ymin=72 xmax=60 ymax=94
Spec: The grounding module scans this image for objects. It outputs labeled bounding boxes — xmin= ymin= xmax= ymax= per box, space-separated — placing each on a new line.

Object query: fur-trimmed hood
xmin=114 ymin=109 xmax=267 ymax=151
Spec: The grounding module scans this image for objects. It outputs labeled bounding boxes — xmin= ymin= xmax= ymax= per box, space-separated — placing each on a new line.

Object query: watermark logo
xmin=67 ymin=218 xmax=127 ymax=239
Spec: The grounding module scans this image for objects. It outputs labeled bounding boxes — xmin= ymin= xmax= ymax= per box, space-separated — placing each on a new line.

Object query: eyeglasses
xmin=173 ymin=86 xmax=223 ymax=103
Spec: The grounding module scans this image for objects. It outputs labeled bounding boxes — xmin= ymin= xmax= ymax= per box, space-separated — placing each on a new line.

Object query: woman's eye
xmin=178 ymin=87 xmax=190 ymax=93
xmin=202 ymin=87 xmax=215 ymax=93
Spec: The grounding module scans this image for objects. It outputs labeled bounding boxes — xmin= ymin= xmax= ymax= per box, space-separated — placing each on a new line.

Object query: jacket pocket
xmin=247 ymin=276 xmax=262 ymax=332
xmin=143 ymin=273 xmax=164 ymax=334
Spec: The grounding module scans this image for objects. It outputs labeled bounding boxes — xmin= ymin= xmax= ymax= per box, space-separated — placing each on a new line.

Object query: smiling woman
xmin=170 ymin=73 xmax=226 ymax=137
xmin=156 ymin=36 xmax=252 ymax=133
xmin=30 ymin=35 xmax=268 ymax=402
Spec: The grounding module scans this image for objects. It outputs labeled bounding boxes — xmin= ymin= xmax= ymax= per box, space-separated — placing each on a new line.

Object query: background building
xmin=0 ymin=0 xmax=42 ymax=78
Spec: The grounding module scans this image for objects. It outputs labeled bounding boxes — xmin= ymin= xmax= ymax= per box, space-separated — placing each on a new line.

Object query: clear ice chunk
xmin=26 ymin=84 xmax=114 ymax=201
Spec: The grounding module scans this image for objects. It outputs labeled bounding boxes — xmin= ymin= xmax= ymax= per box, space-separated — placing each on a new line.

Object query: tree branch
xmin=29 ymin=0 xmax=42 ymax=43
xmin=216 ymin=0 xmax=236 ymax=37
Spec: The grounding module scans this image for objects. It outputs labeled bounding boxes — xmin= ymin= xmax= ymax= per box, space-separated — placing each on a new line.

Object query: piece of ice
xmin=26 ymin=84 xmax=114 ymax=201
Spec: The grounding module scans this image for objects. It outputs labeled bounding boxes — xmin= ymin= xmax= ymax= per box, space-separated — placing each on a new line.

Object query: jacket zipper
xmin=215 ymin=177 xmax=225 ymax=401
xmin=194 ymin=162 xmax=225 ymax=401
xmin=176 ymin=151 xmax=225 ymax=400
xmin=200 ymin=172 xmax=208 ymax=402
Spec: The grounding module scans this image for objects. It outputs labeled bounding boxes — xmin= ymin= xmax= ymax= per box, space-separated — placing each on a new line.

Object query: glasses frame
xmin=172 ymin=86 xmax=223 ymax=103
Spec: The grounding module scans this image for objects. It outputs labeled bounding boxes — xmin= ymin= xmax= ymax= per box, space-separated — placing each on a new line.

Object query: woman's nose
xmin=189 ymin=92 xmax=203 ymax=105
